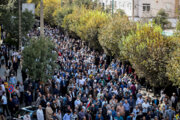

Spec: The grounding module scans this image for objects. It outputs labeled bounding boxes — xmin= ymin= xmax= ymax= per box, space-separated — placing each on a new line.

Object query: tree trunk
xmin=19 ymin=0 xmax=22 ymax=50
xmin=40 ymin=0 xmax=44 ymax=36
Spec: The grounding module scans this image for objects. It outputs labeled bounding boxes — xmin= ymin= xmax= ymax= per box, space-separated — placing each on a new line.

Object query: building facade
xmin=98 ymin=0 xmax=180 ymax=18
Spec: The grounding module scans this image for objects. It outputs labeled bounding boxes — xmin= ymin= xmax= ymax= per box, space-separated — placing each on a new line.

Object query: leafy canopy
xmin=122 ymin=23 xmax=176 ymax=88
xmin=22 ymin=37 xmax=57 ymax=82
xmin=153 ymin=9 xmax=169 ymax=29
xmin=99 ymin=13 xmax=135 ymax=57
xmin=166 ymin=37 xmax=180 ymax=87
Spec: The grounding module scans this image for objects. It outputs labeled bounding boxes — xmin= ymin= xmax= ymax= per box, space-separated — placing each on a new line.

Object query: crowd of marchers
xmin=0 ymin=26 xmax=180 ymax=120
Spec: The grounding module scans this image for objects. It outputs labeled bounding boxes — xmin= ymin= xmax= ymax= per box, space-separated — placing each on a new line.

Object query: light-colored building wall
xmin=98 ymin=0 xmax=179 ymax=18
xmin=138 ymin=0 xmax=176 ymax=18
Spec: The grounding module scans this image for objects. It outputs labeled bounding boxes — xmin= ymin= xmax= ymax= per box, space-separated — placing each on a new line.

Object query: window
xmin=110 ymin=1 xmax=112 ymax=8
xmin=143 ymin=4 xmax=150 ymax=12
xmin=114 ymin=1 xmax=117 ymax=8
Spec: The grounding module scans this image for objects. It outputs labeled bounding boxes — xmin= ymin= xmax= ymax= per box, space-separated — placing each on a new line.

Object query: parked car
xmin=13 ymin=106 xmax=45 ymax=120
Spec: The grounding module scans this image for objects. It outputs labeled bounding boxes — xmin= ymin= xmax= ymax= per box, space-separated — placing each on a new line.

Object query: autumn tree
xmin=62 ymin=7 xmax=109 ymax=50
xmin=122 ymin=24 xmax=176 ymax=89
xmin=98 ymin=13 xmax=135 ymax=57
xmin=53 ymin=5 xmax=73 ymax=27
xmin=166 ymin=38 xmax=180 ymax=87
xmin=34 ymin=0 xmax=60 ymax=25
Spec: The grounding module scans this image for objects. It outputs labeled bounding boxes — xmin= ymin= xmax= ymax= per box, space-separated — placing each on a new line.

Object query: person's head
xmin=130 ymin=95 xmax=133 ymax=99
xmin=116 ymin=112 xmax=121 ymax=117
xmin=92 ymin=104 xmax=95 ymax=107
xmin=142 ymin=116 xmax=146 ymax=120
xmin=38 ymin=105 xmax=42 ymax=109
xmin=120 ymin=102 xmax=123 ymax=106
xmin=154 ymin=116 xmax=158 ymax=120
xmin=139 ymin=95 xmax=142 ymax=98
xmin=3 ymin=92 xmax=6 ymax=96
xmin=130 ymin=113 xmax=134 ymax=117
xmin=47 ymin=102 xmax=50 ymax=107
xmin=58 ymin=109 xmax=61 ymax=113
xmin=67 ymin=110 xmax=71 ymax=115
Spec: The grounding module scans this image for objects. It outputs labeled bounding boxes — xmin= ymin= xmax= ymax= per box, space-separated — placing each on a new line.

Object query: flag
xmin=86 ymin=99 xmax=91 ymax=110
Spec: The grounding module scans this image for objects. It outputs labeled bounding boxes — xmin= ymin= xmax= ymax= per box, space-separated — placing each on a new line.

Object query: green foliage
xmin=0 ymin=0 xmax=16 ymax=23
xmin=166 ymin=38 xmax=180 ymax=87
xmin=22 ymin=37 xmax=57 ymax=81
xmin=99 ymin=14 xmax=135 ymax=57
xmin=114 ymin=9 xmax=126 ymax=16
xmin=153 ymin=9 xmax=169 ymax=29
xmin=176 ymin=21 xmax=180 ymax=31
xmin=2 ymin=10 xmax=35 ymax=46
xmin=74 ymin=0 xmax=97 ymax=9
xmin=53 ymin=6 xmax=73 ymax=27
xmin=174 ymin=21 xmax=180 ymax=37
xmin=122 ymin=24 xmax=176 ymax=88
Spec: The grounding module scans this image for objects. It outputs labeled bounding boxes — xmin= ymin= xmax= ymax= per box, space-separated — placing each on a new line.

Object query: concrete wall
xmin=137 ymin=0 xmax=176 ymax=18
xmin=98 ymin=0 xmax=178 ymax=18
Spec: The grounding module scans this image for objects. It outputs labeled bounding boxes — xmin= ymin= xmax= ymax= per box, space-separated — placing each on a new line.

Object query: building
xmin=98 ymin=0 xmax=180 ymax=18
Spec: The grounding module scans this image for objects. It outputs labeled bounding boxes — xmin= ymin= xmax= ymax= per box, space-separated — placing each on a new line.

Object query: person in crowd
xmin=37 ymin=105 xmax=44 ymax=120
xmin=1 ymin=92 xmax=9 ymax=116
xmin=56 ymin=109 xmax=62 ymax=120
xmin=46 ymin=102 xmax=53 ymax=120
xmin=23 ymin=112 xmax=31 ymax=120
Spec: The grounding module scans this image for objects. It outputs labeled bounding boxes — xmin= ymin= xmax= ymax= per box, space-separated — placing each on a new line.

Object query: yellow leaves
xmin=122 ymin=23 xmax=177 ymax=88
xmin=98 ymin=15 xmax=135 ymax=56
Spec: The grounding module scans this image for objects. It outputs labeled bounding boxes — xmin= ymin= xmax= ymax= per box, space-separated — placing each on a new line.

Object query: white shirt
xmin=79 ymin=79 xmax=85 ymax=86
xmin=1 ymin=95 xmax=7 ymax=104
xmin=37 ymin=109 xmax=44 ymax=120
xmin=1 ymin=84 xmax=5 ymax=92
xmin=136 ymin=98 xmax=144 ymax=105
xmin=23 ymin=115 xmax=31 ymax=120
xmin=74 ymin=99 xmax=81 ymax=107
xmin=142 ymin=102 xmax=150 ymax=113
xmin=56 ymin=112 xmax=62 ymax=120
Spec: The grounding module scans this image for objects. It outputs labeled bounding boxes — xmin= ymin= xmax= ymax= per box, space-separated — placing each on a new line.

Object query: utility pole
xmin=40 ymin=0 xmax=44 ymax=36
xmin=132 ymin=0 xmax=134 ymax=21
xmin=112 ymin=0 xmax=114 ymax=16
xmin=19 ymin=0 xmax=22 ymax=51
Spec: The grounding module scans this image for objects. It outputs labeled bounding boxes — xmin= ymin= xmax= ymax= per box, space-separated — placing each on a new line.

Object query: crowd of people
xmin=0 ymin=26 xmax=180 ymax=120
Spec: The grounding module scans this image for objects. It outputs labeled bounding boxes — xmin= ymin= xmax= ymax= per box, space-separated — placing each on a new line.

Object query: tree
xmin=62 ymin=6 xmax=84 ymax=38
xmin=63 ymin=7 xmax=109 ymax=50
xmin=166 ymin=38 xmax=180 ymax=87
xmin=2 ymin=9 xmax=35 ymax=47
xmin=22 ymin=37 xmax=57 ymax=82
xmin=74 ymin=0 xmax=98 ymax=9
xmin=27 ymin=0 xmax=44 ymax=36
xmin=53 ymin=5 xmax=73 ymax=27
xmin=154 ymin=9 xmax=169 ymax=29
xmin=76 ymin=9 xmax=109 ymax=50
xmin=122 ymin=24 xmax=176 ymax=88
xmin=98 ymin=14 xmax=135 ymax=57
